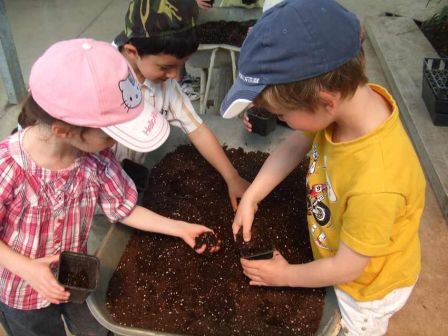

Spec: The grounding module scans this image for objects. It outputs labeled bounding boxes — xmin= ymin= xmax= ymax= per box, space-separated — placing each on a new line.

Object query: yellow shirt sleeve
xmin=340 ymin=193 xmax=406 ymax=257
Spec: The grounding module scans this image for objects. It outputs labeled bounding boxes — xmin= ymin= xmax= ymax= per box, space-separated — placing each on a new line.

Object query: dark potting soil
xmin=59 ymin=269 xmax=89 ymax=288
xmin=194 ymin=232 xmax=221 ymax=250
xmin=106 ymin=145 xmax=325 ymax=335
xmin=197 ymin=20 xmax=256 ymax=47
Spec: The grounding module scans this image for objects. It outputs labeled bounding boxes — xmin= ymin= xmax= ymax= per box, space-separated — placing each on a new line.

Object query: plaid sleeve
xmin=97 ymin=150 xmax=138 ymax=222
xmin=0 ymin=143 xmax=16 ymax=226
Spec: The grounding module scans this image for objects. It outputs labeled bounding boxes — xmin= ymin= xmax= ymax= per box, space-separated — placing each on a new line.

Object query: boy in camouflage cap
xmin=114 ymin=0 xmax=249 ymax=210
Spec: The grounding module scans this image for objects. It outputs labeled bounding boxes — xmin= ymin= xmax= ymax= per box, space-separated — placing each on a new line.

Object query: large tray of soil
xmin=87 ymin=117 xmax=340 ymax=336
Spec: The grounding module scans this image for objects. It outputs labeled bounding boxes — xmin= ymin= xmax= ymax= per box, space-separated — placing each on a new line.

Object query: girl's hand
xmin=242 ymin=112 xmax=253 ymax=132
xmin=232 ymin=194 xmax=258 ymax=241
xmin=21 ymin=255 xmax=70 ymax=304
xmin=196 ymin=0 xmax=212 ymax=9
xmin=178 ymin=223 xmax=220 ymax=254
xmin=226 ymin=174 xmax=250 ymax=211
xmin=241 ymin=251 xmax=291 ymax=286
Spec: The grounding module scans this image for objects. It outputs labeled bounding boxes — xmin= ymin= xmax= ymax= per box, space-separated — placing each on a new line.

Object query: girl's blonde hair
xmin=255 ymin=27 xmax=368 ymax=112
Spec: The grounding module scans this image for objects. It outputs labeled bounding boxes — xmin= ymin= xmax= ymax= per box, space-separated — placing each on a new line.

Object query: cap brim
xmin=102 ymin=106 xmax=170 ymax=153
xmin=220 ymin=77 xmax=266 ymax=119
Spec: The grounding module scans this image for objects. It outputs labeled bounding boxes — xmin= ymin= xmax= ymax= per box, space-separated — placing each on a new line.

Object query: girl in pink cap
xmin=0 ymin=38 xmax=219 ymax=336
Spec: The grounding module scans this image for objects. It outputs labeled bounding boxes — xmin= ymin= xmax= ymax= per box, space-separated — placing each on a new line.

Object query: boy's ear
xmin=122 ymin=44 xmax=139 ymax=61
xmin=51 ymin=122 xmax=75 ymax=139
xmin=318 ymin=90 xmax=339 ymax=114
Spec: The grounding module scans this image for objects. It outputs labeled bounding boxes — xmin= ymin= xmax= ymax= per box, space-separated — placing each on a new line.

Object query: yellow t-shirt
xmin=306 ymin=84 xmax=426 ymax=301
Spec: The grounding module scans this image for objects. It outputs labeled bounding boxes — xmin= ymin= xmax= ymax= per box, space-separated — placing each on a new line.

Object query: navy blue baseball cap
xmin=220 ymin=0 xmax=361 ymax=118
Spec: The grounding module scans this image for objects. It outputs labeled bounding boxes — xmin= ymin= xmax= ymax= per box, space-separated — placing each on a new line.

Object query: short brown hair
xmin=255 ymin=29 xmax=368 ymax=112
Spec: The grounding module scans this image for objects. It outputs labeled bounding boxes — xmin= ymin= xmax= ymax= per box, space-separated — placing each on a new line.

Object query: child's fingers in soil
xmin=195 ymin=244 xmax=207 ymax=254
xmin=209 ymin=240 xmax=222 ymax=253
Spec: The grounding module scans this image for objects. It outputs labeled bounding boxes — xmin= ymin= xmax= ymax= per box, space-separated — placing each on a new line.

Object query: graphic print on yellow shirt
xmin=306 ymin=144 xmax=333 ymax=252
xmin=306 ymin=144 xmax=339 ymax=253
xmin=305 ymin=84 xmax=426 ymax=301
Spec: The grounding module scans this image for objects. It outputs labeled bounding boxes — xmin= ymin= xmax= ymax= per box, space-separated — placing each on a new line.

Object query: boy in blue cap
xmin=114 ymin=0 xmax=249 ymax=210
xmin=220 ymin=0 xmax=426 ymax=335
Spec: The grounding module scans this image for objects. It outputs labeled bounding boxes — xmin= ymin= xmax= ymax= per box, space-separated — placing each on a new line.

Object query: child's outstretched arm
xmin=188 ymin=123 xmax=250 ymax=210
xmin=0 ymin=241 xmax=69 ymax=304
xmin=233 ymin=131 xmax=312 ymax=241
xmin=120 ymin=205 xmax=218 ymax=253
xmin=241 ymin=241 xmax=369 ymax=287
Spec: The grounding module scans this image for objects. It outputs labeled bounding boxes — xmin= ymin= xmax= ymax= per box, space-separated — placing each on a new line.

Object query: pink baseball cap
xmin=29 ymin=38 xmax=170 ymax=152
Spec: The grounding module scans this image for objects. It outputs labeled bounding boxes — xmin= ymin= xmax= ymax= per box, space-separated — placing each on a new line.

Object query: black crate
xmin=422 ymin=58 xmax=448 ymax=126
xmin=247 ymin=107 xmax=277 ymax=136
xmin=57 ymin=251 xmax=100 ymax=303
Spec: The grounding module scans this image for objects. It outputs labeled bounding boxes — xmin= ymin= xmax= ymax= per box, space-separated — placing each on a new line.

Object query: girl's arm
xmin=0 ymin=241 xmax=69 ymax=304
xmin=120 ymin=205 xmax=216 ymax=252
xmin=241 ymin=241 xmax=369 ymax=287
xmin=187 ymin=123 xmax=250 ymax=210
xmin=233 ymin=131 xmax=312 ymax=240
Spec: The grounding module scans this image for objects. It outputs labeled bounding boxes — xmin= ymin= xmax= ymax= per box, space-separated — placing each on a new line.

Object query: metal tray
xmin=87 ymin=116 xmax=341 ymax=336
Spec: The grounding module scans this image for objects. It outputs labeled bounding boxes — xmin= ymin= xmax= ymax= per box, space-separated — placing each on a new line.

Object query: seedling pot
xmin=247 ymin=107 xmax=277 ymax=136
xmin=57 ymin=251 xmax=100 ymax=303
xmin=242 ymin=250 xmax=274 ymax=260
xmin=422 ymin=57 xmax=448 ymax=126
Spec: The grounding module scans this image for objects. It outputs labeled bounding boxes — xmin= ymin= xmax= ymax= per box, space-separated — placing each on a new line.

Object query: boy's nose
xmin=167 ymin=67 xmax=182 ymax=80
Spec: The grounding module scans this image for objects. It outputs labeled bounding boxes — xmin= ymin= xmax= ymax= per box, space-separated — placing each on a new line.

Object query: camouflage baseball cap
xmin=114 ymin=0 xmax=198 ymax=46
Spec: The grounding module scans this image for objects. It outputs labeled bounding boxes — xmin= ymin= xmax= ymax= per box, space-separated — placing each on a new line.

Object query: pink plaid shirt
xmin=0 ymin=131 xmax=137 ymax=310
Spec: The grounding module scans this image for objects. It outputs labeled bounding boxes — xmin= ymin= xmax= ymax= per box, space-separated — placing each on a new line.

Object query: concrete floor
xmin=1 ymin=0 xmax=447 ymax=335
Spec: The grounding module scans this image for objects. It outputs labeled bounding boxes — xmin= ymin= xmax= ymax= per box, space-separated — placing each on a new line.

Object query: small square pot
xmin=422 ymin=58 xmax=448 ymax=126
xmin=242 ymin=250 xmax=274 ymax=260
xmin=235 ymin=226 xmax=274 ymax=260
xmin=247 ymin=107 xmax=277 ymax=136
xmin=57 ymin=251 xmax=100 ymax=304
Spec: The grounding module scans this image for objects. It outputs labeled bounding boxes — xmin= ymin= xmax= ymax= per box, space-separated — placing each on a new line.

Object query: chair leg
xmin=199 ymin=69 xmax=207 ymax=114
xmin=202 ymin=48 xmax=218 ymax=114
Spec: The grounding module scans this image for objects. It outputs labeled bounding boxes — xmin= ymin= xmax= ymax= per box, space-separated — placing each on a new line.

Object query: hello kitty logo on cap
xmin=119 ymin=70 xmax=142 ymax=112
xmin=102 ymin=98 xmax=170 ymax=152
xmin=29 ymin=38 xmax=170 ymax=152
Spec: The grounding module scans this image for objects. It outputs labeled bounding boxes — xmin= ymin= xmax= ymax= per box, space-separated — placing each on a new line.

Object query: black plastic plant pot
xmin=122 ymin=159 xmax=150 ymax=193
xmin=247 ymin=107 xmax=277 ymax=136
xmin=57 ymin=251 xmax=100 ymax=304
xmin=422 ymin=58 xmax=448 ymax=126
xmin=242 ymin=250 xmax=274 ymax=260
xmin=235 ymin=226 xmax=274 ymax=260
